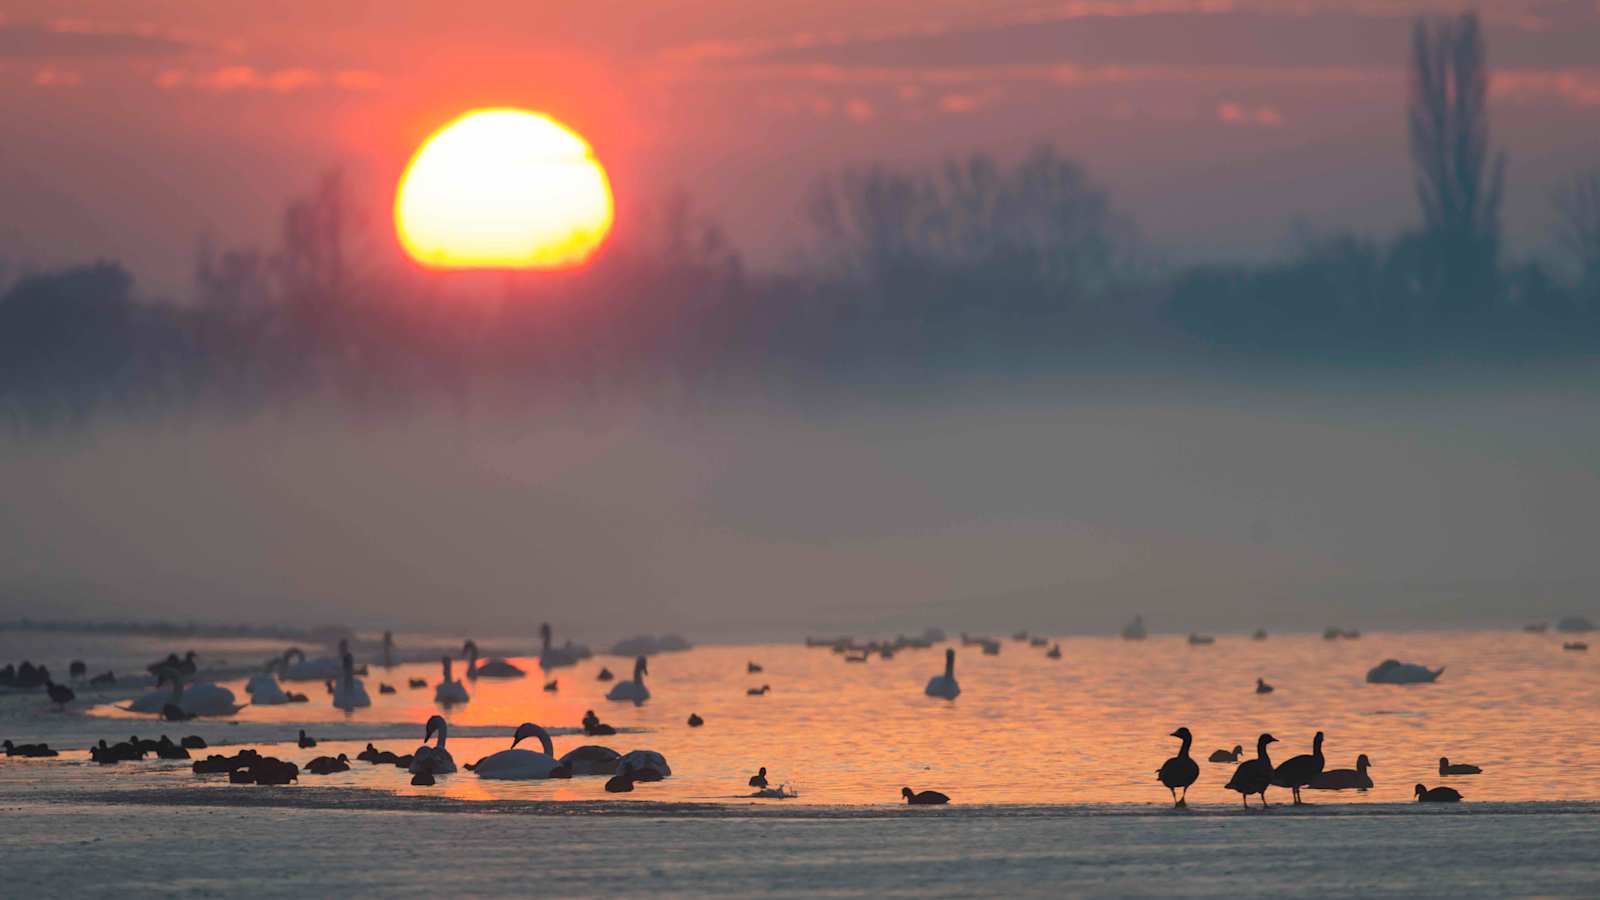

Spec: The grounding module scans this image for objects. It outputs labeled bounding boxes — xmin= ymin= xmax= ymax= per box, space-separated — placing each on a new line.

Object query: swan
xmin=925 ymin=648 xmax=960 ymax=700
xmin=246 ymin=656 xmax=290 ymax=705
xmin=1156 ymin=727 xmax=1200 ymax=807
xmin=1365 ymin=659 xmax=1444 ymax=684
xmin=558 ymin=744 xmax=622 ymax=775
xmin=1310 ymin=754 xmax=1373 ymax=791
xmin=332 ymin=653 xmax=371 ymax=711
xmin=128 ymin=667 xmax=245 ymax=717
xmin=462 ymin=640 xmax=525 ymax=679
xmin=538 ymin=622 xmax=590 ymax=670
xmin=410 ymin=715 xmax=457 ymax=774
xmin=1269 ymin=731 xmax=1325 ymax=805
xmin=280 ymin=642 xmax=360 ymax=681
xmin=1209 ymin=745 xmax=1243 ymax=763
xmin=605 ymin=763 xmax=637 ymax=793
xmin=1414 ymin=783 xmax=1462 ymax=802
xmin=618 ymin=749 xmax=671 ymax=778
xmin=1224 ymin=733 xmax=1277 ymax=809
xmin=606 ymin=656 xmax=651 ymax=703
xmin=433 ymin=656 xmax=470 ymax=705
xmin=1439 ymin=757 xmax=1482 ymax=776
xmin=901 ymin=787 xmax=949 ymax=805
xmin=466 ymin=723 xmax=564 ymax=779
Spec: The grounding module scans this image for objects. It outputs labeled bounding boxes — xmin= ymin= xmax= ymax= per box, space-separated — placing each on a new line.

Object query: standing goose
xmin=1269 ymin=731 xmax=1325 ymax=805
xmin=1209 ymin=744 xmax=1244 ymax=763
xmin=410 ymin=714 xmax=457 ymax=774
xmin=1439 ymin=757 xmax=1481 ymax=776
xmin=1156 ymin=727 xmax=1201 ymax=807
xmin=606 ymin=656 xmax=651 ymax=703
xmin=462 ymin=640 xmax=526 ymax=679
xmin=1415 ymin=784 xmax=1462 ymax=802
xmin=465 ymin=723 xmax=563 ymax=779
xmin=1310 ymin=754 xmax=1373 ymax=791
xmin=433 ymin=656 xmax=470 ymax=705
xmin=1224 ymin=733 xmax=1278 ymax=809
xmin=924 ymin=648 xmax=960 ymax=700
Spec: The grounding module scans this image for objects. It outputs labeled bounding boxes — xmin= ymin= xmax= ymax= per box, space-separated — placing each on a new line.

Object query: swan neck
xmin=436 ymin=722 xmax=448 ymax=749
xmin=540 ymin=731 xmax=553 ymax=757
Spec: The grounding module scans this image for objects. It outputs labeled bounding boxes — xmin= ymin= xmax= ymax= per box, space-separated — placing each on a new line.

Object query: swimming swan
xmin=558 ymin=745 xmax=623 ymax=775
xmin=618 ymin=749 xmax=671 ymax=778
xmin=605 ymin=656 xmax=651 ymax=703
xmin=410 ymin=714 xmax=457 ymax=775
xmin=128 ymin=666 xmax=244 ymax=717
xmin=462 ymin=640 xmax=525 ymax=679
xmin=925 ymin=648 xmax=961 ymax=700
xmin=332 ymin=652 xmax=371 ymax=710
xmin=280 ymin=642 xmax=359 ymax=682
xmin=466 ymin=723 xmax=564 ymax=779
xmin=433 ymin=656 xmax=470 ymax=705
xmin=245 ymin=656 xmax=290 ymax=705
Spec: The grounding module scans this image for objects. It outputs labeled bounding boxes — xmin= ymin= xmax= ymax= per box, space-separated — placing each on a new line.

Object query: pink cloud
xmin=31 ymin=67 xmax=82 ymax=87
xmin=152 ymin=66 xmax=383 ymax=94
xmin=844 ymin=98 xmax=876 ymax=121
xmin=1217 ymin=101 xmax=1284 ymax=126
xmin=1494 ymin=69 xmax=1600 ymax=107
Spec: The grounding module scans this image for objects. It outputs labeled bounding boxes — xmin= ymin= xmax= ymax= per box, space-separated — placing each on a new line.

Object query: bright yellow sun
xmin=395 ymin=108 xmax=614 ymax=270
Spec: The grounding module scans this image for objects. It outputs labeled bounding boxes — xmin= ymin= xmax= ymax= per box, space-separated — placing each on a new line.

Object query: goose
xmin=924 ymin=648 xmax=961 ymax=700
xmin=902 ymin=787 xmax=950 ymax=805
xmin=596 ymin=667 xmax=614 ymax=681
xmin=1269 ymin=731 xmax=1325 ymax=805
xmin=747 ymin=684 xmax=771 ymax=696
xmin=332 ymin=653 xmax=371 ymax=710
xmin=1439 ymin=757 xmax=1482 ymax=776
xmin=306 ymin=754 xmax=350 ymax=775
xmin=1310 ymin=754 xmax=1373 ymax=791
xmin=1209 ymin=745 xmax=1243 ymax=763
xmin=544 ymin=679 xmax=559 ymax=692
xmin=1156 ymin=727 xmax=1200 ymax=807
xmin=1256 ymin=677 xmax=1274 ymax=694
xmin=1224 ymin=733 xmax=1278 ymax=809
xmin=605 ymin=656 xmax=651 ymax=703
xmin=605 ymin=763 xmax=637 ymax=793
xmin=1415 ymin=784 xmax=1462 ymax=803
xmin=1121 ymin=615 xmax=1147 ymax=640
xmin=463 ymin=640 xmax=526 ymax=679
xmin=558 ymin=745 xmax=622 ymax=775
xmin=582 ymin=710 xmax=617 ymax=736
xmin=409 ymin=714 xmax=456 ymax=774
xmin=45 ymin=680 xmax=74 ymax=710
xmin=298 ymin=730 xmax=317 ymax=748
xmin=245 ymin=657 xmax=290 ymax=705
xmin=465 ymin=722 xmax=563 ymax=779
xmin=687 ymin=713 xmax=704 ymax=727
xmin=538 ymin=623 xmax=587 ymax=670
xmin=747 ymin=661 xmax=763 ymax=674
xmin=1046 ymin=644 xmax=1062 ymax=659
xmin=618 ymin=749 xmax=671 ymax=778
xmin=749 ymin=767 xmax=768 ymax=788
xmin=432 ymin=656 xmax=470 ymax=705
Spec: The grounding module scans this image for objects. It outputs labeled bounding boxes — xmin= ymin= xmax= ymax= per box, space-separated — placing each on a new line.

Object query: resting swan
xmin=463 ymin=640 xmax=525 ymax=679
xmin=128 ymin=666 xmax=244 ymax=717
xmin=245 ymin=656 xmax=290 ymax=705
xmin=466 ymin=723 xmax=564 ymax=779
xmin=280 ymin=641 xmax=359 ymax=681
xmin=925 ymin=648 xmax=960 ymax=700
xmin=410 ymin=714 xmax=457 ymax=774
xmin=605 ymin=656 xmax=651 ymax=703
xmin=332 ymin=652 xmax=371 ymax=710
xmin=433 ymin=656 xmax=470 ymax=705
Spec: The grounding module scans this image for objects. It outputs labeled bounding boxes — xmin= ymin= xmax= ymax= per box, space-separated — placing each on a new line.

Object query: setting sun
xmin=395 ymin=109 xmax=614 ymax=270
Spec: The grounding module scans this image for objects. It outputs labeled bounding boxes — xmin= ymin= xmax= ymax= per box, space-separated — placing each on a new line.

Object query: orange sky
xmin=1 ymin=0 xmax=1597 ymax=293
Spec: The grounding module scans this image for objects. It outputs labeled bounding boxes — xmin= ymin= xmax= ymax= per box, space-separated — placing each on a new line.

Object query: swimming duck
xmin=1224 ymin=733 xmax=1278 ymax=809
xmin=597 ymin=667 xmax=614 ymax=681
xmin=1439 ymin=757 xmax=1481 ymax=776
xmin=747 ymin=661 xmax=763 ymax=674
xmin=2 ymin=740 xmax=57 ymax=758
xmin=1156 ymin=727 xmax=1200 ymax=807
xmin=408 ymin=678 xmax=427 ymax=689
xmin=1188 ymin=633 xmax=1215 ymax=646
xmin=902 ymin=787 xmax=950 ymax=805
xmin=1209 ymin=745 xmax=1243 ymax=763
xmin=154 ymin=736 xmax=190 ymax=760
xmin=1270 ymin=731 xmax=1325 ymax=805
xmin=1365 ymin=659 xmax=1444 ymax=684
xmin=1046 ymin=644 xmax=1062 ymax=659
xmin=747 ymin=684 xmax=771 ymax=696
xmin=924 ymin=648 xmax=960 ymax=700
xmin=582 ymin=710 xmax=617 ymax=736
xmin=298 ymin=730 xmax=317 ymax=748
xmin=1256 ymin=677 xmax=1274 ymax=694
xmin=1309 ymin=754 xmax=1372 ymax=791
xmin=544 ymin=679 xmax=559 ymax=692
xmin=749 ymin=767 xmax=768 ymax=788
xmin=180 ymin=735 xmax=207 ymax=750
xmin=687 ymin=713 xmax=704 ymax=727
xmin=306 ymin=754 xmax=350 ymax=775
xmin=379 ymin=683 xmax=396 ymax=694
xmin=1415 ymin=784 xmax=1462 ymax=802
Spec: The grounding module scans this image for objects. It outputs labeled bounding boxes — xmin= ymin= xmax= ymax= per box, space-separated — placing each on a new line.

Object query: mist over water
xmin=4 ymin=369 xmax=1596 ymax=639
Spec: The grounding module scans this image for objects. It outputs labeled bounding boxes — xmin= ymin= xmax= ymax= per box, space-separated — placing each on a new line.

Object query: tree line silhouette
xmin=2 ymin=13 xmax=1598 ymax=425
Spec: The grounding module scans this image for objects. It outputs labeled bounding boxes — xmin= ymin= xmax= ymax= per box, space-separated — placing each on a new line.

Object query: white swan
xmin=605 ymin=656 xmax=651 ymax=703
xmin=463 ymin=640 xmax=525 ymax=679
xmin=410 ymin=714 xmax=456 ymax=774
xmin=538 ymin=622 xmax=590 ymax=670
xmin=129 ymin=667 xmax=245 ymax=716
xmin=332 ymin=653 xmax=371 ymax=710
xmin=280 ymin=641 xmax=360 ymax=681
xmin=618 ymin=749 xmax=671 ymax=777
xmin=466 ymin=723 xmax=562 ymax=779
xmin=433 ymin=656 xmax=470 ymax=705
xmin=245 ymin=657 xmax=289 ymax=705
xmin=925 ymin=647 xmax=961 ymax=700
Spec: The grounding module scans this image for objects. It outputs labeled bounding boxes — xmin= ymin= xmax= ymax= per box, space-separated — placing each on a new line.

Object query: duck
xmin=408 ymin=678 xmax=428 ymax=689
xmin=558 ymin=745 xmax=622 ymax=776
xmin=1256 ymin=677 xmax=1274 ymax=695
xmin=1252 ymin=629 xmax=1268 ymax=640
xmin=1269 ymin=731 xmax=1325 ymax=805
xmin=410 ymin=714 xmax=456 ymax=775
xmin=747 ymin=661 xmax=763 ymax=674
xmin=749 ymin=767 xmax=769 ymax=788
xmin=1439 ymin=757 xmax=1482 ymax=776
xmin=1563 ymin=642 xmax=1588 ymax=651
xmin=2 ymin=740 xmax=58 ymax=758
xmin=235 ymin=757 xmax=299 ymax=785
xmin=538 ymin=622 xmax=590 ymax=670
xmin=298 ymin=730 xmax=317 ymax=749
xmin=45 ymin=680 xmax=75 ymax=710
xmin=379 ymin=683 xmax=396 ymax=694
xmin=180 ymin=735 xmax=207 ymax=750
xmin=147 ymin=651 xmax=198 ymax=679
xmin=924 ymin=648 xmax=961 ymax=700
xmin=687 ymin=713 xmax=704 ymax=728
xmin=544 ymin=679 xmax=559 ymax=692
xmin=432 ymin=656 xmax=470 ymax=705
xmin=618 ymin=749 xmax=671 ymax=779
xmin=332 ymin=653 xmax=371 ymax=710
xmin=305 ymin=754 xmax=350 ymax=775
xmin=192 ymin=749 xmax=258 ymax=773
xmin=1209 ymin=745 xmax=1243 ymax=763
xmin=1415 ymin=783 xmax=1462 ymax=803
xmin=902 ymin=787 xmax=950 ymax=805
xmin=1224 ymin=733 xmax=1278 ymax=809
xmin=1309 ymin=754 xmax=1373 ymax=791
xmin=463 ymin=640 xmax=526 ymax=679
xmin=465 ymin=722 xmax=563 ymax=779
xmin=1156 ymin=727 xmax=1200 ymax=807
xmin=154 ymin=737 xmax=191 ymax=760
xmin=356 ymin=743 xmax=383 ymax=763
xmin=604 ymin=763 xmax=637 ymax=793
xmin=1046 ymin=644 xmax=1062 ymax=659
xmin=747 ymin=684 xmax=771 ymax=696
xmin=582 ymin=710 xmax=617 ymax=736
xmin=1188 ymin=633 xmax=1215 ymax=646
xmin=605 ymin=656 xmax=651 ymax=703
xmin=596 ymin=667 xmax=614 ymax=681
